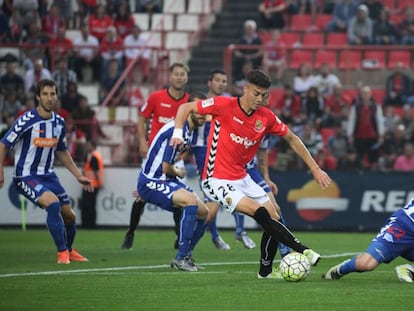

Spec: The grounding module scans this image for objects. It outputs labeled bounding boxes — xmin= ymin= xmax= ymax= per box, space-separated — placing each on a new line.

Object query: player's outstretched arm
xmin=56 ymin=150 xmax=94 ymax=192
xmin=283 ymin=129 xmax=331 ymax=189
xmin=170 ymin=101 xmax=198 ymax=147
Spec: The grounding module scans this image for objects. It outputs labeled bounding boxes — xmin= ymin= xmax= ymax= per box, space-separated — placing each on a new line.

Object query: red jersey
xmin=198 ymin=96 xmax=288 ymax=180
xmin=140 ymin=88 xmax=190 ymax=144
xmin=89 ymin=15 xmax=113 ymax=41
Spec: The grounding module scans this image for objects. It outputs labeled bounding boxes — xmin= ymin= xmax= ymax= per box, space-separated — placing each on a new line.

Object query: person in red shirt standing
xmin=113 ymin=2 xmax=135 ymax=39
xmin=49 ymin=26 xmax=74 ymax=67
xmin=88 ymin=4 xmax=113 ymax=42
xmin=121 ymin=62 xmax=190 ymax=250
xmin=41 ymin=4 xmax=64 ymax=39
xmin=170 ymin=70 xmax=331 ymax=278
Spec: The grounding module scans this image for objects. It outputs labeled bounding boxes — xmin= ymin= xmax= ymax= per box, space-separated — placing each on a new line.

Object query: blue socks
xmin=46 ymin=202 xmax=66 ymax=251
xmin=338 ymin=257 xmax=357 ymax=275
xmin=190 ymin=219 xmax=206 ymax=253
xmin=65 ymin=223 xmax=76 ymax=251
xmin=234 ymin=212 xmax=245 ymax=236
xmin=207 ymin=217 xmax=219 ymax=241
xmin=176 ymin=205 xmax=198 ymax=260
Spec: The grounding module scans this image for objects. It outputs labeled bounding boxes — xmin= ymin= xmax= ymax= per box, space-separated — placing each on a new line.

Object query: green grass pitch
xmin=0 ymin=229 xmax=411 ymax=311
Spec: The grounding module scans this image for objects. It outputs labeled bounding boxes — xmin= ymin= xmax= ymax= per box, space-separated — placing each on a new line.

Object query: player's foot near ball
xmin=257 ymin=267 xmax=282 ymax=279
xmin=395 ymin=264 xmax=414 ymax=283
xmin=303 ymin=249 xmax=321 ymax=266
xmin=322 ymin=264 xmax=343 ymax=280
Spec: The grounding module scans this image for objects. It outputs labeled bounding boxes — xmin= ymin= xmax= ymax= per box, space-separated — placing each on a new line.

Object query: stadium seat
xmin=65 ymin=29 xmax=81 ymax=41
xmin=382 ymin=0 xmax=396 ymax=10
xmin=390 ymin=14 xmax=404 ymax=25
xmin=165 ymin=31 xmax=189 ymax=49
xmin=314 ymin=14 xmax=332 ymax=31
xmin=141 ymin=31 xmax=162 ymax=48
xmin=289 ymin=14 xmax=314 ymax=32
xmin=363 ymin=50 xmax=386 ymax=69
xmin=163 ymin=0 xmax=186 ymax=13
xmin=151 ymin=13 xmax=174 ymax=31
xmin=320 ymin=127 xmax=336 ymax=146
xmin=338 ymin=50 xmax=362 ymax=69
xmin=96 ymin=145 xmax=112 ymax=165
xmin=302 ymin=32 xmax=325 ymax=47
xmin=176 ymin=14 xmax=201 ymax=32
xmin=314 ymin=50 xmax=337 ymax=68
xmin=387 ymin=50 xmax=411 ymax=68
xmin=289 ymin=50 xmax=313 ymax=69
xmin=258 ymin=31 xmax=271 ymax=43
xmin=326 ymin=33 xmax=348 ymax=47
xmin=188 ymin=0 xmax=211 ymax=13
xmin=93 ymin=106 xmax=110 ymax=122
xmin=101 ymin=125 xmax=124 ymax=145
xmin=371 ymin=88 xmax=386 ymax=105
xmin=78 ymin=84 xmax=99 ymax=106
xmin=132 ymin=13 xmax=150 ymax=31
xmin=342 ymin=88 xmax=358 ymax=102
xmin=116 ymin=106 xmax=139 ymax=123
xmin=280 ymin=32 xmax=301 ymax=47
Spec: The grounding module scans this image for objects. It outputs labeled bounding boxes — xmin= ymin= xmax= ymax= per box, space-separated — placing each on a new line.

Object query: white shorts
xmin=201 ymin=175 xmax=269 ymax=213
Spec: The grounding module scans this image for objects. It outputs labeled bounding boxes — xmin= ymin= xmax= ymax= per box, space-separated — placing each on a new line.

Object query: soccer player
xmin=136 ymin=102 xmax=211 ymax=272
xmin=0 ymin=79 xmax=92 ymax=264
xmin=323 ymin=198 xmax=414 ymax=283
xmin=170 ymin=70 xmax=331 ymax=278
xmin=191 ymin=69 xmax=256 ymax=250
xmin=121 ymin=62 xmax=190 ymax=250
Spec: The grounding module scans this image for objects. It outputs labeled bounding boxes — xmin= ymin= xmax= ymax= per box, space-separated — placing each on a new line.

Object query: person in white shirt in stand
xmin=24 ymin=57 xmax=52 ymax=94
xmin=72 ymin=23 xmax=101 ymax=82
xmin=123 ymin=24 xmax=152 ymax=83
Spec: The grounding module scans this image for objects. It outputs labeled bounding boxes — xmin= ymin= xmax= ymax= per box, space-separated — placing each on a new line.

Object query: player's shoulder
xmin=55 ymin=113 xmax=65 ymax=123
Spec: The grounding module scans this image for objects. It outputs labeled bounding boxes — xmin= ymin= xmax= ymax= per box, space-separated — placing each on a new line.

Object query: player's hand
xmin=170 ymin=128 xmax=184 ymax=148
xmin=265 ymin=178 xmax=279 ymax=195
xmin=311 ymin=168 xmax=331 ymax=190
xmin=78 ymin=176 xmax=94 ymax=192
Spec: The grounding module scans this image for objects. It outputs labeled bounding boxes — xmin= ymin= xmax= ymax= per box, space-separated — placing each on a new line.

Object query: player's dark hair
xmin=189 ymin=91 xmax=207 ymax=102
xmin=208 ymin=69 xmax=227 ymax=81
xmin=169 ymin=62 xmax=190 ymax=73
xmin=246 ymin=70 xmax=272 ymax=89
xmin=36 ymin=79 xmax=59 ymax=97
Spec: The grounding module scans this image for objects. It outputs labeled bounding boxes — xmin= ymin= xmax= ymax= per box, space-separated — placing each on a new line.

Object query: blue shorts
xmin=366 ymin=209 xmax=414 ymax=263
xmin=137 ymin=172 xmax=193 ymax=212
xmin=13 ymin=173 xmax=71 ymax=207
xmin=246 ymin=166 xmax=271 ymax=193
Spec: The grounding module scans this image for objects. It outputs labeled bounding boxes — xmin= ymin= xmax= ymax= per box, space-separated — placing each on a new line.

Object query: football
xmin=279 ymin=252 xmax=311 ymax=282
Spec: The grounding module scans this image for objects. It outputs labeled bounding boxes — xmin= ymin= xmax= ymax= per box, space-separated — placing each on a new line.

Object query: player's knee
xmin=38 ymin=192 xmax=59 ymax=208
xmin=356 ymin=253 xmax=379 ymax=271
xmin=61 ymin=205 xmax=76 ymax=224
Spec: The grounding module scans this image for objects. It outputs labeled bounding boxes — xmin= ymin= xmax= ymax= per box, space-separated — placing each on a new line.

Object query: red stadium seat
xmin=280 ymin=32 xmax=301 ymax=47
xmin=326 ymin=33 xmax=348 ymax=47
xmin=387 ymin=51 xmax=411 ymax=68
xmin=302 ymin=32 xmax=325 ymax=47
xmin=363 ymin=50 xmax=386 ymax=69
xmin=382 ymin=0 xmax=396 ymax=10
xmin=390 ymin=14 xmax=404 ymax=25
xmin=258 ymin=31 xmax=271 ymax=44
xmin=314 ymin=50 xmax=337 ymax=68
xmin=314 ymin=14 xmax=332 ymax=31
xmin=338 ymin=50 xmax=362 ymax=69
xmin=371 ymin=88 xmax=386 ymax=105
xmin=398 ymin=0 xmax=412 ymax=11
xmin=342 ymin=88 xmax=358 ymax=102
xmin=320 ymin=127 xmax=336 ymax=146
xmin=289 ymin=50 xmax=313 ymax=69
xmin=289 ymin=14 xmax=314 ymax=32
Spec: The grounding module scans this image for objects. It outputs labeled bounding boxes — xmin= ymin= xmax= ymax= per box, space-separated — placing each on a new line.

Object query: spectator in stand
xmin=72 ymin=23 xmax=101 ymax=82
xmin=394 ymin=142 xmax=414 ymax=171
xmin=258 ymin=0 xmax=287 ymax=31
xmin=327 ymin=0 xmax=359 ymax=33
xmin=384 ymin=62 xmax=411 ymax=107
xmin=49 ymin=26 xmax=74 ymax=67
xmin=41 ymin=4 xmax=64 ymax=39
xmin=12 ymin=0 xmax=39 ymax=32
xmin=262 ymin=29 xmax=287 ymax=85
xmin=61 ymin=81 xmax=84 ymax=114
xmin=396 ymin=5 xmax=414 ymax=45
xmin=52 ymin=0 xmax=74 ymax=28
xmin=373 ymin=7 xmax=397 ymax=45
xmin=232 ymin=20 xmax=263 ymax=83
xmin=327 ymin=122 xmax=350 ymax=168
xmin=0 ymin=8 xmax=12 ymax=42
xmin=54 ymin=98 xmax=70 ymax=120
xmin=346 ymin=85 xmax=385 ymax=171
xmin=400 ymin=105 xmax=414 ymax=141
xmin=124 ymin=24 xmax=152 ymax=83
xmin=0 ymin=114 xmax=15 ymax=165
xmin=315 ymin=147 xmax=337 ymax=171
xmin=273 ymin=83 xmax=302 ymax=125
xmin=100 ymin=25 xmax=124 ymax=74
xmin=113 ymin=2 xmax=134 ymax=39
xmin=38 ymin=0 xmax=49 ymax=19
xmin=231 ymin=60 xmax=254 ymax=96
xmin=22 ymin=22 xmax=50 ymax=70
xmin=78 ymin=0 xmax=97 ymax=23
xmin=293 ymin=62 xmax=316 ymax=98
xmin=298 ymin=0 xmax=320 ymax=22
xmin=0 ymin=62 xmax=24 ymax=101
xmin=322 ymin=0 xmax=335 ymax=14
xmin=379 ymin=124 xmax=409 ymax=171
xmin=325 ymin=84 xmax=352 ymax=122
xmin=99 ymin=58 xmax=128 ymax=107
xmin=382 ymin=105 xmax=401 ymax=134
xmin=52 ymin=58 xmax=77 ymax=96
xmin=0 ymin=90 xmax=21 ymax=121
xmin=300 ymin=122 xmax=324 ymax=159
xmin=88 ymin=4 xmax=113 ymax=42
xmin=24 ymin=57 xmax=52 ymax=94
xmin=313 ymin=63 xmax=342 ymax=101
xmin=66 ymin=116 xmax=87 ymax=164
xmin=361 ymin=0 xmax=383 ymax=22
xmin=348 ymin=4 xmax=373 ymax=45
xmin=16 ymin=96 xmax=36 ymax=118
xmin=71 ymin=95 xmax=107 ymax=142
xmin=340 ymin=145 xmax=364 ymax=171
xmin=302 ymin=86 xmax=324 ymax=126
xmin=135 ymin=0 xmax=162 ymax=13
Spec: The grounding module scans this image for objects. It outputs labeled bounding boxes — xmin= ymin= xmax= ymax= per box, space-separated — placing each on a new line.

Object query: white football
xmin=279 ymin=252 xmax=311 ymax=282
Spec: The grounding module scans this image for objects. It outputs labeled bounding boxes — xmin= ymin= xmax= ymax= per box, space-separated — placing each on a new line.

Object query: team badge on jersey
xmin=201 ymin=98 xmax=214 ymax=108
xmin=226 ymin=197 xmax=232 ymax=205
xmin=6 ymin=131 xmax=18 ymax=143
xmin=254 ymin=120 xmax=265 ymax=133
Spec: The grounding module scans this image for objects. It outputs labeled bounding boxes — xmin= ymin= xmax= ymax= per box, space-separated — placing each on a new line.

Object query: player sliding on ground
xmin=170 ymin=70 xmax=332 ymax=278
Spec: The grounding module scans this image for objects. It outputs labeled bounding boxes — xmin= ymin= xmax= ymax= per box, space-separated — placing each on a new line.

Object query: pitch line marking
xmin=0 ymin=252 xmax=359 ymax=279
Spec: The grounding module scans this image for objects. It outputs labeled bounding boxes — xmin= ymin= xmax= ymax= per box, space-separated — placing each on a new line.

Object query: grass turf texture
xmin=0 ymin=229 xmax=411 ymax=311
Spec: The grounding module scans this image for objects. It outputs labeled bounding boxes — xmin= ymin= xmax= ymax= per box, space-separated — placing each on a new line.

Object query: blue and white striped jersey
xmin=0 ymin=109 xmax=67 ymax=178
xmin=141 ymin=120 xmax=193 ymax=180
xmin=245 ymin=135 xmax=270 ymax=170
